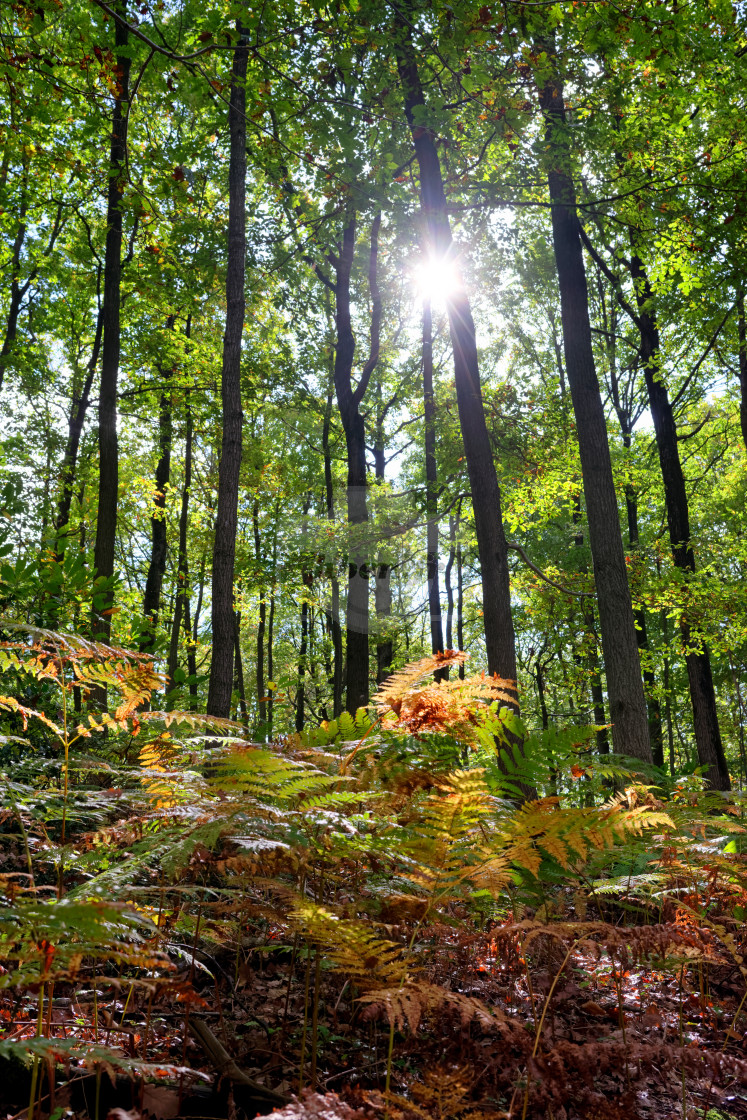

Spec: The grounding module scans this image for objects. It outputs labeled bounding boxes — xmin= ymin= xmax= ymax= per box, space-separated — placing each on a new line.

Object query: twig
xmin=189 ymin=1018 xmax=288 ymax=1108
xmin=507 ymin=541 xmax=594 ymax=598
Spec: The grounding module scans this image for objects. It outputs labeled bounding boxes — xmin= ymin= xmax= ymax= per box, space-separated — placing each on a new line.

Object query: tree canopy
xmin=1 ymin=0 xmax=747 ymax=1115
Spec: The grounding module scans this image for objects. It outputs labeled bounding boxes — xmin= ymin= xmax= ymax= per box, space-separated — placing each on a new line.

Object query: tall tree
xmin=91 ymin=0 xmax=130 ymax=646
xmin=626 ymin=246 xmax=730 ymax=788
xmin=537 ymin=49 xmax=652 ymax=762
xmin=322 ymin=377 xmax=343 ymax=714
xmin=140 ymin=319 xmax=174 ymax=653
xmin=372 ymin=380 xmax=394 ymax=685
xmin=207 ymin=25 xmax=248 ymax=718
xmin=738 ymin=293 xmax=747 ymax=452
xmin=394 ymin=13 xmax=519 ymax=688
xmin=423 ymin=297 xmax=445 ymax=665
xmin=329 ymin=213 xmax=381 ymax=713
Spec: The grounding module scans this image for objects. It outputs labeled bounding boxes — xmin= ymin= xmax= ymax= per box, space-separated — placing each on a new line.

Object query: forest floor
xmin=3 ymin=908 xmax=747 ymax=1120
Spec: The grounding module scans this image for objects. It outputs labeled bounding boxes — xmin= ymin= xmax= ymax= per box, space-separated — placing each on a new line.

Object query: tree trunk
xmin=600 ymin=279 xmax=663 ymax=764
xmin=444 ymin=513 xmax=456 ymax=651
xmin=140 ymin=326 xmax=174 ymax=653
xmin=456 ymin=529 xmax=465 ymax=680
xmin=54 ymin=304 xmax=104 ymax=561
xmin=538 ymin=65 xmax=651 ymax=762
xmin=91 ymin=0 xmax=130 ymax=647
xmin=295 ymin=496 xmax=312 ymax=732
xmin=423 ymin=298 xmax=445 ymax=668
xmin=373 ymin=382 xmax=393 ymax=685
xmin=267 ymin=590 xmax=276 ymax=736
xmin=535 ymin=657 xmax=558 ymax=797
xmin=0 ymin=168 xmax=30 ymax=392
xmin=623 ymin=481 xmax=664 ymax=767
xmin=296 ymin=588 xmax=310 ymax=732
xmin=167 ymin=378 xmax=194 ymax=705
xmin=331 ymin=214 xmax=381 ymax=713
xmin=207 ymin=27 xmax=248 ymax=718
xmin=252 ymin=499 xmax=267 ymax=726
xmin=737 ymin=292 xmax=747 ymax=452
xmin=322 ymin=386 xmax=343 ymax=714
xmin=628 ymin=248 xmax=730 ymax=788
xmin=395 ymin=18 xmax=518 ymax=687
xmin=234 ymin=610 xmax=248 ymax=725
xmin=571 ymin=495 xmax=609 ymax=756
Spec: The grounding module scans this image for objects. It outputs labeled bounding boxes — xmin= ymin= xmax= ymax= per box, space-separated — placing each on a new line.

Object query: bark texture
xmin=322 ymin=390 xmax=344 ymax=714
xmin=629 ymin=249 xmax=729 ymax=788
xmin=331 ymin=214 xmax=381 ymax=713
xmin=54 ymin=305 xmax=104 ymax=560
xmin=167 ymin=377 xmax=195 ymax=706
xmin=395 ymin=18 xmax=517 ymax=686
xmin=539 ymin=68 xmax=651 ymax=762
xmin=423 ymin=298 xmax=445 ymax=665
xmin=140 ymin=324 xmax=174 ymax=653
xmin=207 ymin=28 xmax=248 ymax=718
xmin=738 ymin=293 xmax=747 ymax=452
xmin=91 ymin=0 xmax=130 ymax=646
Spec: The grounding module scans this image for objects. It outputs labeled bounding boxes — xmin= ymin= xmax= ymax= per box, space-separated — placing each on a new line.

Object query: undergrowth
xmin=1 ymin=630 xmax=747 ymax=1120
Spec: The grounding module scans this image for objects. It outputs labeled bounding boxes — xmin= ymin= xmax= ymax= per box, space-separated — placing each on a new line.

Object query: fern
xmin=290 ymin=902 xmax=407 ymax=988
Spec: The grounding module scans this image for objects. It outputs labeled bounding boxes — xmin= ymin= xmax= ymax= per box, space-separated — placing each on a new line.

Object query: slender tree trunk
xmin=602 ymin=283 xmax=663 ymax=764
xmin=373 ymin=382 xmax=393 ymax=685
xmin=234 ymin=610 xmax=248 ymax=725
xmin=332 ymin=214 xmax=381 ymax=713
xmin=456 ymin=529 xmax=465 ymax=680
xmin=140 ymin=328 xmax=174 ymax=653
xmin=0 ymin=171 xmax=29 ymax=392
xmin=662 ymin=607 xmax=676 ymax=775
xmin=207 ymin=27 xmax=248 ymax=718
xmin=444 ymin=513 xmax=455 ymax=651
xmin=395 ymin=18 xmax=518 ymax=686
xmin=738 ymin=292 xmax=747 ymax=452
xmin=538 ymin=64 xmax=651 ymax=762
xmin=296 ymin=585 xmax=310 ymax=732
xmin=91 ymin=0 xmax=130 ymax=646
xmin=623 ymin=476 xmax=664 ymax=766
xmin=54 ymin=304 xmax=104 ymax=560
xmin=265 ymin=506 xmax=280 ymax=735
xmin=185 ymin=596 xmax=197 ymax=705
xmin=252 ymin=499 xmax=267 ymax=726
xmin=322 ymin=385 xmax=343 ymax=713
xmin=193 ymin=548 xmax=206 ymax=644
xmin=628 ymin=248 xmax=729 ymax=788
xmin=335 ymin=218 xmax=367 ymax=712
xmin=423 ymin=298 xmax=444 ymax=666
xmin=572 ymin=496 xmax=609 ymax=755
xmin=296 ymin=497 xmax=312 ymax=732
xmin=267 ymin=590 xmax=276 ymax=736
xmin=535 ymin=657 xmax=558 ymax=797
xmin=167 ymin=379 xmax=194 ymax=703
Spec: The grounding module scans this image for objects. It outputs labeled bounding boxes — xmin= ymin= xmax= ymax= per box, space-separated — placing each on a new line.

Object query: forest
xmin=1 ymin=0 xmax=747 ymax=1116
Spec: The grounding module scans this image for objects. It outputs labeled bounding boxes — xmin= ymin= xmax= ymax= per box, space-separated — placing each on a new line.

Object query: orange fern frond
xmin=373 ymin=651 xmax=468 ymax=715
xmin=374 ymin=653 xmax=517 ymax=743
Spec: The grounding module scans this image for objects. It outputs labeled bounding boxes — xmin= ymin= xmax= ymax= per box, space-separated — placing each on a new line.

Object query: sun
xmin=412 ymin=255 xmax=461 ymax=307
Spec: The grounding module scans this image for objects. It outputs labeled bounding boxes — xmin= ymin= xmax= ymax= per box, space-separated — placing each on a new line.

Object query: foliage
xmin=2 ymin=631 xmax=747 ymax=1117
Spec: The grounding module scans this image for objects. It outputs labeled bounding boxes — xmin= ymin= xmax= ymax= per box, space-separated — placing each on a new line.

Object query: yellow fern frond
xmin=291 ymin=902 xmax=407 ymax=989
xmin=0 ymin=695 xmax=62 ymax=737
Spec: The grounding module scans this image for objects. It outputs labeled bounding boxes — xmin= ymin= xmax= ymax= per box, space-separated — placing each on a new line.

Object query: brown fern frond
xmin=357 ymin=979 xmax=507 ymax=1034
